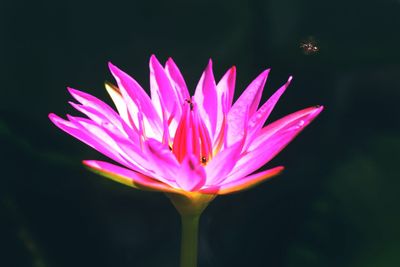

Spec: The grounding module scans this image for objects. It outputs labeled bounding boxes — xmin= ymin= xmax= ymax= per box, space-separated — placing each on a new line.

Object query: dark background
xmin=1 ymin=0 xmax=399 ymax=266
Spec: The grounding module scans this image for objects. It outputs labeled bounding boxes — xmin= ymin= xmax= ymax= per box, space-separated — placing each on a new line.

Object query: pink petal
xmin=193 ymin=106 xmax=213 ymax=162
xmin=65 ymin=115 xmax=166 ymax=180
xmin=165 ymin=57 xmax=190 ymax=103
xmin=217 ymin=66 xmax=236 ymax=111
xmin=200 ymin=166 xmax=284 ymax=195
xmin=83 ymin=160 xmax=180 ymax=193
xmin=225 ymin=106 xmax=323 ymax=183
xmin=102 ymin=132 xmax=178 ymax=187
xmin=108 ymin=62 xmax=163 ymax=139
xmin=212 ymin=112 xmax=227 ymax=155
xmin=193 ymin=59 xmax=218 ymax=138
xmin=67 ymin=87 xmax=114 ymax=115
xmin=158 ymin=91 xmax=172 ymax=147
xmin=149 ymin=55 xmax=181 ymax=125
xmin=143 ymin=138 xmax=181 ymax=187
xmin=49 ymin=113 xmax=133 ymax=168
xmin=104 ymin=82 xmax=132 ymax=127
xmin=214 ymin=66 xmax=236 ymax=143
xmin=66 ymin=114 xmax=180 ymax=189
xmin=68 ymin=87 xmax=136 ymax=135
xmin=204 ymin=140 xmax=243 ymax=185
xmin=249 ymin=105 xmax=324 ymax=150
xmin=226 ymin=69 xmax=270 ymax=146
xmin=176 ymin=154 xmax=206 ymax=191
xmin=68 ymin=101 xmax=138 ymax=142
xmin=244 ymin=76 xmax=292 ymax=149
xmin=172 ymin=102 xmax=191 ymax=163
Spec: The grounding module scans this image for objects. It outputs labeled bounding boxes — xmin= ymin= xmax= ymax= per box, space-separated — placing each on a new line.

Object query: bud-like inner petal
xmin=172 ymin=100 xmax=213 ymax=165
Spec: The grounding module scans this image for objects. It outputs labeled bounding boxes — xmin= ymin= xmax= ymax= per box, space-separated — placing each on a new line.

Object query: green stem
xmin=180 ymin=214 xmax=200 ymax=267
xmin=166 ymin=192 xmax=215 ymax=267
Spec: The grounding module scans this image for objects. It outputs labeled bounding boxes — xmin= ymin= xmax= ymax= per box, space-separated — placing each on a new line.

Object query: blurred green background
xmin=1 ymin=0 xmax=399 ymax=266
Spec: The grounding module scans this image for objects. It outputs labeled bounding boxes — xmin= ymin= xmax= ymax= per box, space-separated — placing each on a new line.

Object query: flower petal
xmin=65 ymin=115 xmax=170 ymax=182
xmin=83 ymin=160 xmax=180 ymax=193
xmin=244 ymin=76 xmax=292 ymax=149
xmin=226 ymin=69 xmax=270 ymax=146
xmin=200 ymin=166 xmax=284 ymax=194
xmin=217 ymin=66 xmax=236 ymax=111
xmin=225 ymin=106 xmax=323 ymax=183
xmin=108 ymin=62 xmax=163 ymax=139
xmin=49 ymin=113 xmax=133 ymax=168
xmin=104 ymin=82 xmax=132 ymax=127
xmin=172 ymin=102 xmax=191 ymax=163
xmin=214 ymin=66 xmax=236 ymax=144
xmin=193 ymin=59 xmax=218 ymax=138
xmin=143 ymin=138 xmax=181 ymax=186
xmin=249 ymin=105 xmax=324 ymax=151
xmin=176 ymin=154 xmax=206 ymax=191
xmin=165 ymin=57 xmax=190 ymax=103
xmin=68 ymin=87 xmax=134 ymax=133
xmin=204 ymin=140 xmax=243 ymax=185
xmin=149 ymin=55 xmax=181 ymax=126
xmin=68 ymin=101 xmax=138 ymax=142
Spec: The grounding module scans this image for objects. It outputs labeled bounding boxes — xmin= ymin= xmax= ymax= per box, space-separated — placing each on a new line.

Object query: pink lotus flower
xmin=49 ymin=55 xmax=322 ymax=197
xmin=50 ymin=55 xmax=323 ymax=266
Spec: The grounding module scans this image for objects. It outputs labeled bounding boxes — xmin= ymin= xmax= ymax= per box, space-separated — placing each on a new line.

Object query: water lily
xmin=49 ymin=55 xmax=323 ymax=267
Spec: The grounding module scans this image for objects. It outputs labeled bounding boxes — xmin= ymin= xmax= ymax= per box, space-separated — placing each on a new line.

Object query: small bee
xmin=300 ymin=37 xmax=319 ymax=55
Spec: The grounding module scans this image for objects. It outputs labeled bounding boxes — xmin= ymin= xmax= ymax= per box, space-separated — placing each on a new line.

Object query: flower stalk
xmin=180 ymin=214 xmax=200 ymax=267
xmin=166 ymin=192 xmax=215 ymax=267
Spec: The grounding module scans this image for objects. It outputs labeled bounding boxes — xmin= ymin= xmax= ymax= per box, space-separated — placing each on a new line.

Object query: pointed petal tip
xmin=224 ymin=66 xmax=236 ymax=77
xmin=67 ymin=87 xmax=90 ymax=101
xmin=165 ymin=57 xmax=177 ymax=69
xmin=166 ymin=57 xmax=175 ymax=64
xmin=108 ymin=61 xmax=118 ymax=74
xmin=256 ymin=68 xmax=271 ymax=81
xmin=313 ymin=105 xmax=324 ymax=114
xmin=104 ymin=80 xmax=111 ymax=88
xmin=82 ymin=160 xmax=98 ymax=168
xmin=48 ymin=113 xmax=58 ymax=121
xmin=312 ymin=105 xmax=324 ymax=118
xmin=67 ymin=87 xmax=78 ymax=94
xmin=291 ymin=105 xmax=323 ymax=129
xmin=66 ymin=114 xmax=75 ymax=121
xmin=275 ymin=166 xmax=285 ymax=173
xmin=108 ymin=62 xmax=128 ymax=81
xmin=82 ymin=159 xmax=92 ymax=165
xmin=149 ymin=54 xmax=159 ymax=65
xmin=68 ymin=100 xmax=78 ymax=107
xmin=104 ymin=81 xmax=120 ymax=91
xmin=48 ymin=113 xmax=71 ymax=129
xmin=48 ymin=113 xmax=67 ymax=124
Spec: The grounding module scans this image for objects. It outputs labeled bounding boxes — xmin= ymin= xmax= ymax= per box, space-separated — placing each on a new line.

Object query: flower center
xmin=172 ymin=99 xmax=212 ymax=165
